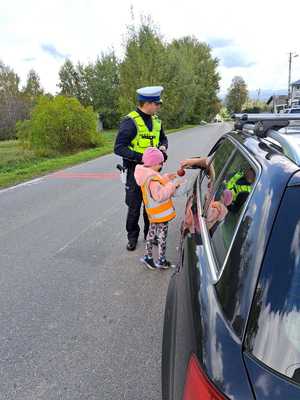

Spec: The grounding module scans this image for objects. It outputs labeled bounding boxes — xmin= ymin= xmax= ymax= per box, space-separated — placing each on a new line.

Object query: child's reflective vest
xmin=141 ymin=175 xmax=176 ymax=223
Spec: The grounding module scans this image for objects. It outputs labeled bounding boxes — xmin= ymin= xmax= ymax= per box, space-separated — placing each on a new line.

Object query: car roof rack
xmin=233 ymin=113 xmax=300 ymax=166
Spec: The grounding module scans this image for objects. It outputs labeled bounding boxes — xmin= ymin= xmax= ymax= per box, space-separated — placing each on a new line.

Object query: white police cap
xmin=136 ymin=86 xmax=164 ymax=103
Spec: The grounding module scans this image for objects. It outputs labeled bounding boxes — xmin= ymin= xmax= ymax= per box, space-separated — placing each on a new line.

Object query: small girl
xmin=134 ymin=147 xmax=180 ymax=270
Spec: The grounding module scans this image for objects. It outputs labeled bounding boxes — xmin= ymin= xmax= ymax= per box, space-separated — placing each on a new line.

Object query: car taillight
xmin=183 ymin=354 xmax=227 ymax=400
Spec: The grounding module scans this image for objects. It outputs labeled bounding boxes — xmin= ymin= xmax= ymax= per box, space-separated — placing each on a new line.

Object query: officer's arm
xmin=114 ymin=118 xmax=143 ymax=163
xmin=158 ymin=125 xmax=168 ymax=150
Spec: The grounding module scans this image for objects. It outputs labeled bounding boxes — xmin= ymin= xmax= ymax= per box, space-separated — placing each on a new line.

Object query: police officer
xmin=225 ymin=167 xmax=255 ymax=212
xmin=114 ymin=86 xmax=168 ymax=251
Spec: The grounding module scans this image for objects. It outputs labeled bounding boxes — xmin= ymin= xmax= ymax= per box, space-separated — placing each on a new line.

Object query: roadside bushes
xmin=17 ymin=95 xmax=101 ymax=155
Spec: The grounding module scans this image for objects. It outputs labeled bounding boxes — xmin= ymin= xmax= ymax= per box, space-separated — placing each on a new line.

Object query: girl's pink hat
xmin=142 ymin=147 xmax=164 ymax=166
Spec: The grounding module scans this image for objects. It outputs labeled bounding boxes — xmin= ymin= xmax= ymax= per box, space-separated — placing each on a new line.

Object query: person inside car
xmin=225 ymin=167 xmax=255 ymax=213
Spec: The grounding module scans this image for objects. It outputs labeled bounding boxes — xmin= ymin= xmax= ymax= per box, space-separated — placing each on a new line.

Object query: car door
xmin=162 ymin=138 xmax=236 ymax=400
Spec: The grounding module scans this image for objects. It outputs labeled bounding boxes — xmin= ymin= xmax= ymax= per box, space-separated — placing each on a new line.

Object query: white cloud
xmin=1 ymin=0 xmax=300 ymax=95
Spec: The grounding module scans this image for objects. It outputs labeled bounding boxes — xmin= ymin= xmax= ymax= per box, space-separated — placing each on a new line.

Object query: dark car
xmin=162 ymin=114 xmax=300 ymax=400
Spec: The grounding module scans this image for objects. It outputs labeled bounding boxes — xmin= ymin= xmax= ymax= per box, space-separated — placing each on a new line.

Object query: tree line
xmin=0 ymin=18 xmax=222 ymax=142
xmin=1 ymin=16 xmax=266 ymax=145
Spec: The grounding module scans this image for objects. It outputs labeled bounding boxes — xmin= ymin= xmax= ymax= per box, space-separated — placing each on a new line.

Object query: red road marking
xmin=50 ymin=171 xmax=119 ymax=180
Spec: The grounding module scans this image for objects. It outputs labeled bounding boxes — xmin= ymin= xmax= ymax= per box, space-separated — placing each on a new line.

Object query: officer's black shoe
xmin=126 ymin=239 xmax=137 ymax=251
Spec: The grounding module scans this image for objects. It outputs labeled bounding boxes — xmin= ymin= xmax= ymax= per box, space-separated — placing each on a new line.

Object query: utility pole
xmin=288 ymin=52 xmax=299 ymax=106
xmin=288 ymin=52 xmax=292 ymax=105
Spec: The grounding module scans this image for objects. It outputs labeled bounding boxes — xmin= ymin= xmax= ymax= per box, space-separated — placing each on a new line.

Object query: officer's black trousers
xmin=125 ymin=166 xmax=149 ymax=242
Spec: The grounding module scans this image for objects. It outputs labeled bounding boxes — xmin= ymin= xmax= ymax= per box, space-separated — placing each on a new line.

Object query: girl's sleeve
xmin=149 ymin=180 xmax=176 ymax=202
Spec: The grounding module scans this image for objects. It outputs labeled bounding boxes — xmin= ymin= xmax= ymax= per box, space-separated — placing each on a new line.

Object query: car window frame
xmin=196 ymin=135 xmax=261 ymax=283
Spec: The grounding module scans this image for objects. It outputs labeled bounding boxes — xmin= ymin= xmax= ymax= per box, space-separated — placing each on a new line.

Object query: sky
xmin=1 ymin=0 xmax=300 ymax=98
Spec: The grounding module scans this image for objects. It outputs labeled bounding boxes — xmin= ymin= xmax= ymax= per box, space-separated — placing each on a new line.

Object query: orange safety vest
xmin=141 ymin=175 xmax=176 ymax=223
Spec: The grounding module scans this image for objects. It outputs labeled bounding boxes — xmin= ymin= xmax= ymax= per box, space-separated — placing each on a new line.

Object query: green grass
xmin=0 ymin=125 xmax=196 ymax=189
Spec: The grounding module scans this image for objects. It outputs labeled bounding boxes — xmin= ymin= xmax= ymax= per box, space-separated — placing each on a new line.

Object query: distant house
xmin=266 ymin=95 xmax=288 ymax=113
xmin=291 ymin=80 xmax=300 ymax=106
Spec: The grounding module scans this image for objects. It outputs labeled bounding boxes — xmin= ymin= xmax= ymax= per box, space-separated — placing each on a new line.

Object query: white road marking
xmin=0 ymin=177 xmax=44 ymax=194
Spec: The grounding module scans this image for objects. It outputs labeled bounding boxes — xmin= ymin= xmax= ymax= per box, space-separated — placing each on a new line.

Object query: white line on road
xmin=0 ymin=177 xmax=44 ymax=195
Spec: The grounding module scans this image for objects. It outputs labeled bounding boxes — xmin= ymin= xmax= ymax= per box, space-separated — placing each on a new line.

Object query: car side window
xmin=200 ymin=139 xmax=235 ymax=210
xmin=204 ymin=150 xmax=256 ymax=271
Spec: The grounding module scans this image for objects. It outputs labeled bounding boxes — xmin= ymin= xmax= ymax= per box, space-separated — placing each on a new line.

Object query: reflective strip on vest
xmin=226 ymin=171 xmax=252 ymax=201
xmin=141 ymin=175 xmax=176 ymax=223
xmin=127 ymin=111 xmax=161 ymax=154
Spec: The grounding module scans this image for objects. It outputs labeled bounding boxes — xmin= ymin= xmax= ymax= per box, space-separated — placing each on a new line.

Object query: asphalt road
xmin=0 ymin=123 xmax=230 ymax=400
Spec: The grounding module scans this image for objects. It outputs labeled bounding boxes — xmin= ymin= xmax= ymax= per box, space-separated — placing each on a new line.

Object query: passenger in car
xmin=225 ymin=167 xmax=255 ymax=213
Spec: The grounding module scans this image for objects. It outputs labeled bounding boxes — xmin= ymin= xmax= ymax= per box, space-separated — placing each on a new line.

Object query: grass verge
xmin=0 ymin=125 xmax=196 ymax=189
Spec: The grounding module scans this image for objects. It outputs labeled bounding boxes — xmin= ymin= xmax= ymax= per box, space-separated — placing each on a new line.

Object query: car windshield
xmin=246 ymin=186 xmax=300 ymax=385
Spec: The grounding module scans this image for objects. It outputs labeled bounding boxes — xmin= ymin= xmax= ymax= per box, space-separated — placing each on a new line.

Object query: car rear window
xmin=245 ymin=186 xmax=300 ymax=385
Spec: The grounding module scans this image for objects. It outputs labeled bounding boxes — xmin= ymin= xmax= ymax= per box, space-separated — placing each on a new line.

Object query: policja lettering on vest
xmin=114 ymin=86 xmax=168 ymax=251
xmin=127 ymin=111 xmax=161 ymax=152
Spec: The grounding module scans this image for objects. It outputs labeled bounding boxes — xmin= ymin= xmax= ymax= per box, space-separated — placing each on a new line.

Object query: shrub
xmin=17 ymin=95 xmax=99 ymax=154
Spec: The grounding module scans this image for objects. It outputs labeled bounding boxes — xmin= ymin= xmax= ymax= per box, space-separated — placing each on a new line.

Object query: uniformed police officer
xmin=114 ymin=86 xmax=168 ymax=251
xmin=225 ymin=167 xmax=255 ymax=212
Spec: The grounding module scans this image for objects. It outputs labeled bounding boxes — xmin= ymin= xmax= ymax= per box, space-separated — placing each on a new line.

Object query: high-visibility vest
xmin=141 ymin=175 xmax=176 ymax=223
xmin=127 ymin=111 xmax=161 ymax=154
xmin=226 ymin=171 xmax=252 ymax=201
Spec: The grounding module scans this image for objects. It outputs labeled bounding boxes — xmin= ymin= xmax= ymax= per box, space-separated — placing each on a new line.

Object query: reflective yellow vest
xmin=127 ymin=111 xmax=161 ymax=154
xmin=141 ymin=175 xmax=176 ymax=223
xmin=226 ymin=171 xmax=252 ymax=201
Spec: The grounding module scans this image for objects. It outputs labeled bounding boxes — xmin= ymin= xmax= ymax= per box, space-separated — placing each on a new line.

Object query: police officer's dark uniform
xmin=114 ymin=86 xmax=168 ymax=251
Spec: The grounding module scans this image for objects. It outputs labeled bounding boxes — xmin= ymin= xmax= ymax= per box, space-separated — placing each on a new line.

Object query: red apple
xmin=177 ymin=168 xmax=185 ymax=177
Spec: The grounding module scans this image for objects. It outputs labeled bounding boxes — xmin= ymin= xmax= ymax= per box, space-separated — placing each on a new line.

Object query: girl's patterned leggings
xmin=145 ymin=222 xmax=169 ymax=260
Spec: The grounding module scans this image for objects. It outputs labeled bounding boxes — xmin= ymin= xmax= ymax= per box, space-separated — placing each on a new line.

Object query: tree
xmin=22 ymin=69 xmax=44 ymax=98
xmin=17 ymin=96 xmax=99 ymax=154
xmin=119 ymin=16 xmax=167 ymax=117
xmin=225 ymin=76 xmax=248 ymax=113
xmin=58 ymin=55 xmax=120 ymax=128
xmin=167 ymin=37 xmax=221 ymax=124
xmin=85 ymin=52 xmax=120 ymax=128
xmin=57 ymin=59 xmax=89 ymax=105
xmin=0 ymin=61 xmax=29 ymax=140
xmin=119 ymin=19 xmax=221 ymax=128
xmin=242 ymin=98 xmax=268 ymax=113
